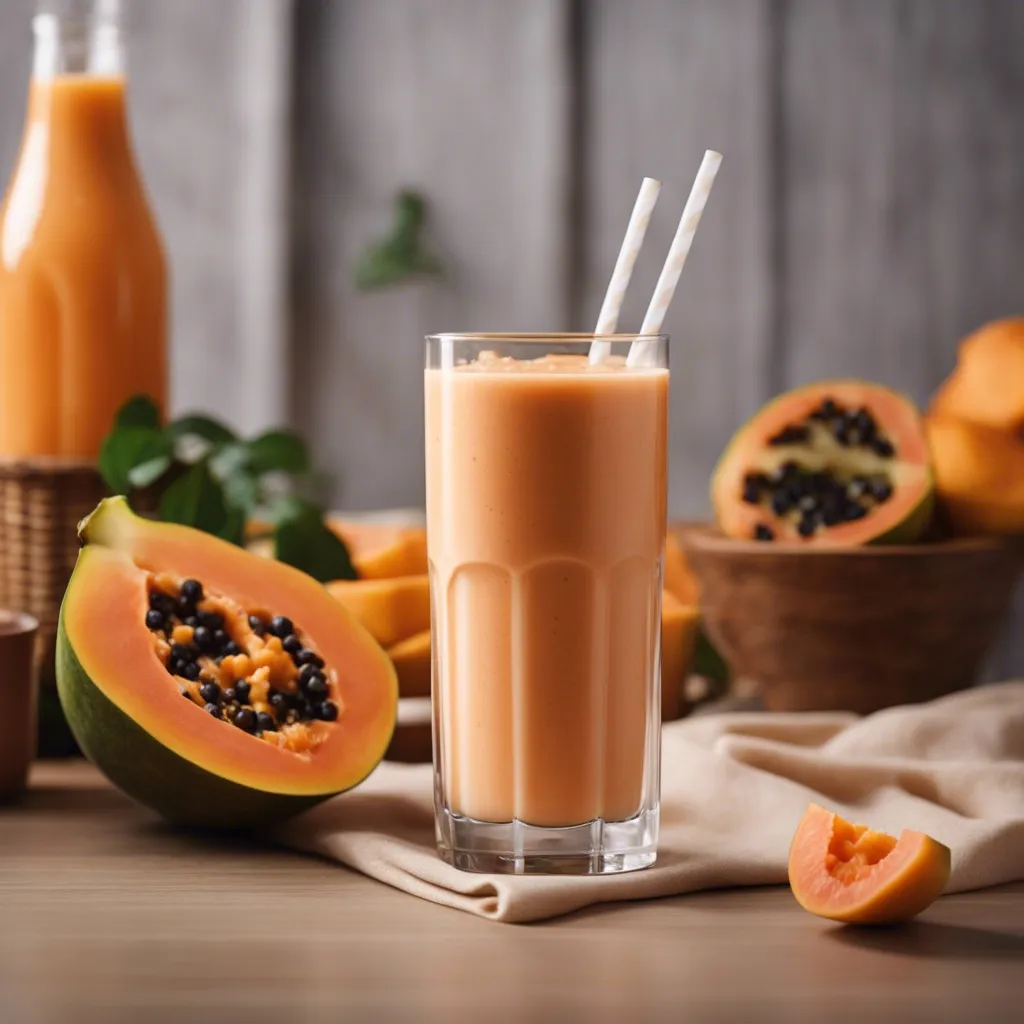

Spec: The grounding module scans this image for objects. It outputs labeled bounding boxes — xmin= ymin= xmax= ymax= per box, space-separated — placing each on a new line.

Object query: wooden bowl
xmin=678 ymin=525 xmax=1024 ymax=714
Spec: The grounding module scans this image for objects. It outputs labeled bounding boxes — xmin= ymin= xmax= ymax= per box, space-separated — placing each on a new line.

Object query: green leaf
xmin=209 ymin=441 xmax=252 ymax=481
xmin=394 ymin=190 xmax=427 ymax=235
xmin=218 ymin=505 xmax=247 ymax=547
xmin=256 ymin=494 xmax=308 ymax=526
xmin=246 ymin=430 xmax=310 ymax=475
xmin=114 ymin=395 xmax=161 ymax=431
xmin=98 ymin=426 xmax=162 ymax=494
xmin=693 ymin=629 xmax=730 ymax=686
xmin=164 ymin=415 xmax=237 ymax=446
xmin=274 ymin=504 xmax=357 ymax=583
xmin=159 ymin=460 xmax=231 ymax=537
xmin=126 ymin=453 xmax=173 ymax=490
xmin=355 ymin=188 xmax=444 ymax=291
xmin=125 ymin=433 xmax=176 ymax=490
xmin=222 ymin=471 xmax=260 ymax=516
xmin=355 ymin=244 xmax=445 ymax=290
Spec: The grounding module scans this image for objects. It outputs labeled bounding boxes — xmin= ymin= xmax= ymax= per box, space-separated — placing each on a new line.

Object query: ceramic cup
xmin=0 ymin=611 xmax=39 ymax=802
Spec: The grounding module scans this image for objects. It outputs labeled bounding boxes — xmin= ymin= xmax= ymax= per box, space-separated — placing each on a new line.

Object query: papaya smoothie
xmin=0 ymin=4 xmax=166 ymax=458
xmin=425 ymin=336 xmax=668 ymax=873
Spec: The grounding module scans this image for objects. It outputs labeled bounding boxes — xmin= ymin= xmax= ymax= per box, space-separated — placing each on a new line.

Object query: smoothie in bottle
xmin=0 ymin=0 xmax=166 ymax=458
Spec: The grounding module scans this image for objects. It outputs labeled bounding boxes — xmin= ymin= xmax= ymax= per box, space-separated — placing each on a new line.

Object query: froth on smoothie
xmin=426 ymin=354 xmax=668 ymax=828
xmin=452 ymin=351 xmax=636 ymax=374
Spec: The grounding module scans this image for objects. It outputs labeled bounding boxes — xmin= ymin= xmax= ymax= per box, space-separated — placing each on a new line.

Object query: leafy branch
xmin=355 ymin=190 xmax=444 ymax=290
xmin=98 ymin=396 xmax=356 ymax=583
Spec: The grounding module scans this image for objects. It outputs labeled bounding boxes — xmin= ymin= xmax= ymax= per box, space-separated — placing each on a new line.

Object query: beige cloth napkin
xmin=274 ymin=683 xmax=1024 ymax=923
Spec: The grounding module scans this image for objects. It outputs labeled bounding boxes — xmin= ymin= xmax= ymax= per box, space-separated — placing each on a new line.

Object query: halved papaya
xmin=325 ymin=575 xmax=430 ymax=648
xmin=930 ymin=318 xmax=1024 ymax=432
xmin=56 ymin=498 xmax=398 ymax=829
xmin=789 ymin=803 xmax=951 ymax=924
xmin=713 ymin=381 xmax=933 ymax=545
xmin=926 ymin=415 xmax=1024 ymax=536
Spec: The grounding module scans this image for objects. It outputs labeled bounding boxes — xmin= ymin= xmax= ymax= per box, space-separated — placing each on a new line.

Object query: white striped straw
xmin=627 ymin=150 xmax=722 ymax=368
xmin=589 ymin=176 xmax=662 ymax=365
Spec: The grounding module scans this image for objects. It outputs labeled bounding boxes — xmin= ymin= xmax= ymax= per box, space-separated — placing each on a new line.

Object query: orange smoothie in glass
xmin=426 ymin=336 xmax=668 ymax=872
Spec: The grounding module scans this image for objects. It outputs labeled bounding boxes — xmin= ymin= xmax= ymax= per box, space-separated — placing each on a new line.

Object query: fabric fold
xmin=273 ymin=683 xmax=1024 ymax=923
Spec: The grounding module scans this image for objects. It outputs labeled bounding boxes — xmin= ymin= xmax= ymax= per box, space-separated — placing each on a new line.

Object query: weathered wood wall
xmin=0 ymin=0 xmax=1021 ymax=673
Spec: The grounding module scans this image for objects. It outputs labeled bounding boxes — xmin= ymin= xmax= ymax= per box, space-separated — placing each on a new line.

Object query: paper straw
xmin=627 ymin=150 xmax=722 ymax=368
xmin=589 ymin=176 xmax=662 ymax=365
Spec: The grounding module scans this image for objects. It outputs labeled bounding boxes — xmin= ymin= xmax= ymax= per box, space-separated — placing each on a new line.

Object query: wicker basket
xmin=0 ymin=460 xmax=106 ymax=749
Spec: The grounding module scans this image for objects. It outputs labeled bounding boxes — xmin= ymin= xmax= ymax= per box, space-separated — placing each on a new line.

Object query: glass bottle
xmin=0 ymin=0 xmax=166 ymax=458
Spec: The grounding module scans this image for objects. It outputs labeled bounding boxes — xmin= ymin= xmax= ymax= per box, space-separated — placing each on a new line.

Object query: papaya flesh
xmin=930 ymin=318 xmax=1024 ymax=433
xmin=329 ymin=519 xmax=428 ymax=580
xmin=326 ymin=575 xmax=430 ymax=649
xmin=713 ymin=380 xmax=933 ymax=545
xmin=664 ymin=533 xmax=700 ymax=605
xmin=387 ymin=629 xmax=431 ymax=699
xmin=660 ymin=590 xmax=700 ymax=721
xmin=926 ymin=416 xmax=1024 ymax=536
xmin=789 ymin=803 xmax=950 ymax=924
xmin=57 ymin=498 xmax=398 ymax=829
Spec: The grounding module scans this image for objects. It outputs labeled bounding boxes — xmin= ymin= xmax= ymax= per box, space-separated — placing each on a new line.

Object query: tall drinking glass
xmin=425 ymin=334 xmax=669 ymax=874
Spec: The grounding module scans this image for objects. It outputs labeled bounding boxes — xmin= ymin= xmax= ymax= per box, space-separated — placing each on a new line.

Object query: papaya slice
xmin=56 ymin=498 xmax=398 ymax=829
xmin=713 ymin=381 xmax=933 ymax=545
xmin=930 ymin=318 xmax=1024 ymax=432
xmin=789 ymin=804 xmax=951 ymax=924
xmin=387 ymin=629 xmax=432 ymax=699
xmin=664 ymin=533 xmax=700 ymax=605
xmin=329 ymin=520 xmax=428 ymax=580
xmin=660 ymin=590 xmax=700 ymax=721
xmin=326 ymin=575 xmax=430 ymax=648
xmin=926 ymin=415 xmax=1024 ymax=536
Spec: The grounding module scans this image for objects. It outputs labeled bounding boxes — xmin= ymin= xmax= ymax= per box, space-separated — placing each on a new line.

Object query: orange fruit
xmin=789 ymin=803 xmax=951 ymax=924
xmin=930 ymin=318 xmax=1024 ymax=432
xmin=328 ymin=519 xmax=428 ymax=579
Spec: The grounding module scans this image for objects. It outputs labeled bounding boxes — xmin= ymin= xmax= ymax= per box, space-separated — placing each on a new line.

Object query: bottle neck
xmin=32 ymin=0 xmax=124 ymax=80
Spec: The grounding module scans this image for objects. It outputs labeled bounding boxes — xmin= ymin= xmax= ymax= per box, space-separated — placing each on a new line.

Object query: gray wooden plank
xmin=781 ymin=0 xmax=1024 ymax=675
xmin=0 ymin=1 xmax=33 ymax=183
xmin=234 ymin=0 xmax=294 ymax=432
xmin=131 ymin=0 xmax=292 ymax=433
xmin=291 ymin=0 xmax=573 ymax=511
xmin=780 ymin=0 xmax=1024 ymax=399
xmin=780 ymin=0 xmax=920 ymax=392
xmin=581 ymin=0 xmax=775 ymax=520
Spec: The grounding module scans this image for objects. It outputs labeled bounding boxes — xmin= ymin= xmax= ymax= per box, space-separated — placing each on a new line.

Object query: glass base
xmin=436 ymin=806 xmax=658 ymax=875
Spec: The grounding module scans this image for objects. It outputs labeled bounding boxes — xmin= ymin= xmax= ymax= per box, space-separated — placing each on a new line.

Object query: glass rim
xmin=426 ymin=332 xmax=668 ymax=342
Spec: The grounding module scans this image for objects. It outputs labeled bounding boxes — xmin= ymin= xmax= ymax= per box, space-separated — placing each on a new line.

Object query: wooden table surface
xmin=1 ymin=762 xmax=1022 ymax=1023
